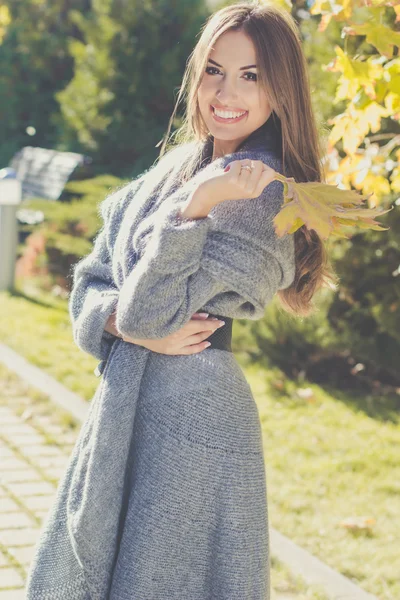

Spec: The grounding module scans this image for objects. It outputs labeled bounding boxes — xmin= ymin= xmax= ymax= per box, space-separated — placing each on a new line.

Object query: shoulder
xmin=208 ymin=147 xmax=291 ymax=251
xmin=155 ymin=141 xmax=199 ymax=170
xmin=99 ymin=141 xmax=198 ymax=224
xmin=98 ymin=175 xmax=145 ymax=226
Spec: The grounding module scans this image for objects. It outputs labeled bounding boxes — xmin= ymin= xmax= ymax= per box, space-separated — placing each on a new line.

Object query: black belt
xmin=203 ymin=314 xmax=233 ymax=352
xmin=95 ymin=314 xmax=233 ymax=377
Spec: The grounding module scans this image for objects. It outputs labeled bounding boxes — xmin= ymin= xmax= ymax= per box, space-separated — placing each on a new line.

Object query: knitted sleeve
xmin=116 ymin=152 xmax=296 ymax=340
xmin=68 ymin=177 xmax=145 ymax=360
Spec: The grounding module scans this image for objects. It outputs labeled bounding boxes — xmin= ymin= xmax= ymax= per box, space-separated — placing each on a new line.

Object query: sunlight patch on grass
xmin=0 ymin=289 xmax=98 ymax=400
xmin=247 ymin=363 xmax=400 ymax=599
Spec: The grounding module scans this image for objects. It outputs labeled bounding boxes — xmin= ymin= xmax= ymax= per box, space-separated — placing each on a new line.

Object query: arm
xmin=115 ymin=153 xmax=296 ymax=340
xmin=68 ymin=143 xmax=198 ymax=359
xmin=68 ymin=178 xmax=144 ymax=360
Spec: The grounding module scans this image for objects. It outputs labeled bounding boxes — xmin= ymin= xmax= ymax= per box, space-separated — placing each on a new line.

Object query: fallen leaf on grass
xmin=339 ymin=516 xmax=376 ymax=531
xmin=295 ymin=387 xmax=316 ymax=402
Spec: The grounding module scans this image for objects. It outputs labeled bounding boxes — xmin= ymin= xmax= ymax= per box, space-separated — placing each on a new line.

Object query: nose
xmin=216 ymin=74 xmax=239 ymax=104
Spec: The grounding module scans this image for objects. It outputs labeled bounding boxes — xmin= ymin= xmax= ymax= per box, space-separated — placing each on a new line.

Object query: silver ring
xmin=240 ymin=165 xmax=253 ymax=172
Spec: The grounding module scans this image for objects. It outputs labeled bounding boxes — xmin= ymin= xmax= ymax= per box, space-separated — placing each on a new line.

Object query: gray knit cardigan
xmin=25 ymin=121 xmax=296 ymax=599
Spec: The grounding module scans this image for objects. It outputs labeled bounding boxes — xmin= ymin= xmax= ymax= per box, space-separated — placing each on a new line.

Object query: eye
xmin=205 ymin=66 xmax=221 ymax=75
xmin=243 ymin=72 xmax=257 ymax=82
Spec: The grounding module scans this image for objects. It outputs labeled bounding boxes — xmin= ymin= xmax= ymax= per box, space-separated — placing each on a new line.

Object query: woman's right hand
xmin=105 ymin=312 xmax=225 ymax=355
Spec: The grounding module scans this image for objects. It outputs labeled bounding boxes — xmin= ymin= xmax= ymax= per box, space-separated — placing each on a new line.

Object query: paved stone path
xmin=0 ymin=368 xmax=77 ymax=599
xmin=0 ymin=366 xmax=312 ymax=600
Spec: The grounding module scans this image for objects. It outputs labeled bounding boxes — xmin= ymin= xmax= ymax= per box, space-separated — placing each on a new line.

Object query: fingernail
xmin=204 ymin=341 xmax=211 ymax=347
xmin=197 ymin=312 xmax=209 ymax=317
xmin=224 ymin=165 xmax=230 ymax=172
xmin=217 ymin=321 xmax=225 ymax=327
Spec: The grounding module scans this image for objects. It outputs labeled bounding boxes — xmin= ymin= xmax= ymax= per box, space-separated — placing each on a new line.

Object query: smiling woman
xmin=25 ymin=3 xmax=334 ymax=600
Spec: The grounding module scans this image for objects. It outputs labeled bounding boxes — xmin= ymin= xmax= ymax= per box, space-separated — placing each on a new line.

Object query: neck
xmin=211 ymin=135 xmax=248 ymax=161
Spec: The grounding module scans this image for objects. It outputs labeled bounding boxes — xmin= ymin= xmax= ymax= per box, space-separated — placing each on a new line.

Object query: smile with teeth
xmin=211 ymin=106 xmax=248 ymax=122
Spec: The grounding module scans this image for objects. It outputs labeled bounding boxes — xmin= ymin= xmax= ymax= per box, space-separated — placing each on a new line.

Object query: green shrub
xmin=21 ymin=175 xmax=126 ymax=288
xmin=327 ymin=206 xmax=400 ymax=381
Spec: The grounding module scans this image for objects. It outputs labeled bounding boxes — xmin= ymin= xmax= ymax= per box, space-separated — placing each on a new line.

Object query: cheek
xmin=199 ymin=77 xmax=218 ymax=98
xmin=247 ymin=89 xmax=270 ymax=118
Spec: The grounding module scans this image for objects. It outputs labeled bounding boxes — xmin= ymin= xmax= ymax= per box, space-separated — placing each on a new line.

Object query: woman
xmin=26 ymin=2 xmax=333 ymax=599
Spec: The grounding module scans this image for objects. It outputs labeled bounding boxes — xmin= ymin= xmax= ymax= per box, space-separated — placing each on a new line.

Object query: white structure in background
xmin=0 ymin=168 xmax=22 ymax=291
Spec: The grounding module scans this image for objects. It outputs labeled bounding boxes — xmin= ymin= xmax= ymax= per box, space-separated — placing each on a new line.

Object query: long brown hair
xmin=158 ymin=0 xmax=337 ymax=317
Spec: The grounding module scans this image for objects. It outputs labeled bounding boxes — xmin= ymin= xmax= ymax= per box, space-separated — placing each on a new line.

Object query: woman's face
xmin=197 ymin=29 xmax=272 ymax=158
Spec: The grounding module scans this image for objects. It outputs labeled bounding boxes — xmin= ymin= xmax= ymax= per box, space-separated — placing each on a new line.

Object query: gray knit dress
xmin=25 ymin=118 xmax=296 ymax=600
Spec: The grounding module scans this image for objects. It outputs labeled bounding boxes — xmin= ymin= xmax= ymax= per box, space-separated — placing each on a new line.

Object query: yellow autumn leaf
xmin=390 ymin=168 xmax=400 ymax=192
xmin=358 ymin=173 xmax=392 ymax=201
xmin=384 ymin=91 xmax=400 ymax=119
xmin=329 ymin=47 xmax=383 ymax=101
xmin=310 ymin=0 xmax=354 ymax=22
xmin=272 ymin=174 xmax=392 ymax=240
xmin=0 ymin=5 xmax=11 ymax=44
xmin=348 ymin=21 xmax=400 ymax=58
xmin=329 ymin=114 xmax=363 ymax=153
xmin=339 ymin=516 xmax=376 ymax=531
xmin=386 ymin=58 xmax=400 ymax=96
xmin=328 ymin=102 xmax=389 ymax=152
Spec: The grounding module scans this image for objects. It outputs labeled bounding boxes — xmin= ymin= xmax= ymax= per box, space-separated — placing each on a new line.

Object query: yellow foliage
xmin=328 ymin=102 xmax=389 ymax=154
xmin=348 ymin=21 xmax=400 ymax=59
xmin=310 ymin=0 xmax=399 ymax=206
xmin=390 ymin=168 xmax=400 ymax=193
xmin=272 ymin=173 xmax=392 ymax=240
xmin=0 ymin=4 xmax=11 ymax=44
xmin=327 ymin=47 xmax=383 ymax=101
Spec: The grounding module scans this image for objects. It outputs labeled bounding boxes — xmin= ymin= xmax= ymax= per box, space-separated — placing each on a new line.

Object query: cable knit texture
xmin=25 ymin=119 xmax=295 ymax=600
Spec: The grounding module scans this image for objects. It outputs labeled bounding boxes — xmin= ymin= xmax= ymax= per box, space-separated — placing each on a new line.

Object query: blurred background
xmin=0 ymin=1 xmax=399 ymax=599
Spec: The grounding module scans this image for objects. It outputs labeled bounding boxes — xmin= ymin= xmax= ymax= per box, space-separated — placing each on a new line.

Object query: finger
xmin=182 ymin=319 xmax=224 ymax=334
xmin=237 ymin=159 xmax=253 ymax=184
xmin=191 ymin=312 xmax=210 ymax=320
xmin=180 ymin=341 xmax=212 ymax=355
xmin=224 ymin=159 xmax=243 ymax=173
xmin=225 ymin=160 xmax=243 ymax=182
xmin=184 ymin=331 xmax=216 ymax=345
xmin=240 ymin=160 xmax=264 ymax=194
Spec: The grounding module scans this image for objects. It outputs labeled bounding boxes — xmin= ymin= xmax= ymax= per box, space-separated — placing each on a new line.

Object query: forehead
xmin=209 ymin=30 xmax=257 ymax=64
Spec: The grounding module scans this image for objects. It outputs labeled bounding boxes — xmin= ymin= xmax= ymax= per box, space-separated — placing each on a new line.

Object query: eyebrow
xmin=207 ymin=58 xmax=257 ymax=70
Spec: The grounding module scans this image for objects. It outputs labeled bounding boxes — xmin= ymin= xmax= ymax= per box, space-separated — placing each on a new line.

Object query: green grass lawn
xmin=0 ymin=285 xmax=99 ymax=400
xmin=0 ymin=285 xmax=398 ymax=599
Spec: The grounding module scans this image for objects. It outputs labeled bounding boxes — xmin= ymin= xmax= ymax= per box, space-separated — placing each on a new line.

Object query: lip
xmin=210 ymin=105 xmax=248 ymax=124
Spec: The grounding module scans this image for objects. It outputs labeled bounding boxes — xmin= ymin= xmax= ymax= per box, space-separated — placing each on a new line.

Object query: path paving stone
xmin=17 ymin=444 xmax=64 ymax=458
xmin=0 ymin=590 xmax=26 ymax=599
xmin=0 ymin=568 xmax=24 ymax=588
xmin=0 ymin=528 xmax=40 ymax=547
xmin=0 ymin=512 xmax=36 ymax=530
xmin=22 ymin=495 xmax=56 ymax=512
xmin=1 ymin=458 xmax=30 ymax=472
xmin=0 ymin=446 xmax=13 ymax=460
xmin=8 ymin=546 xmax=36 ymax=566
xmin=1 ymin=469 xmax=42 ymax=484
xmin=0 ymin=498 xmax=19 ymax=513
xmin=30 ymin=455 xmax=70 ymax=469
xmin=6 ymin=481 xmax=56 ymax=498
xmin=0 ymin=364 xmax=322 ymax=600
